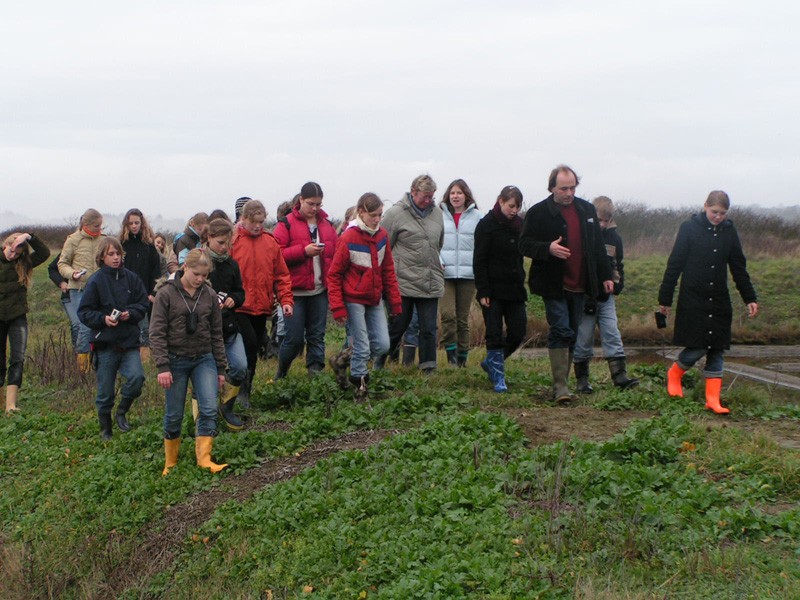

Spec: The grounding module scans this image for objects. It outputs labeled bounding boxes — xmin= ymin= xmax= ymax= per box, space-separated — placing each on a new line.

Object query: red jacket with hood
xmin=326 ymin=223 xmax=402 ymax=321
xmin=231 ymin=224 xmax=293 ymax=315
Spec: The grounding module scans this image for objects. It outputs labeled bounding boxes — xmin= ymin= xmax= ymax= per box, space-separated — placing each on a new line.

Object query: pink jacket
xmin=273 ymin=207 xmax=338 ymax=291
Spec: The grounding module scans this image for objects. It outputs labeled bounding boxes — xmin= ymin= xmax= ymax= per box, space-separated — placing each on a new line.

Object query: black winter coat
xmin=658 ymin=213 xmax=756 ymax=349
xmin=122 ymin=233 xmax=161 ymax=297
xmin=78 ymin=265 xmax=149 ymax=350
xmin=207 ymin=254 xmax=245 ymax=339
xmin=0 ymin=234 xmax=50 ymax=321
xmin=473 ymin=210 xmax=527 ymax=303
xmin=519 ymin=196 xmax=612 ymax=300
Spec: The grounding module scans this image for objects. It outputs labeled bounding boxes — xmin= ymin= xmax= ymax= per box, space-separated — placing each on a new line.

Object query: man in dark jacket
xmin=519 ymin=165 xmax=613 ymax=401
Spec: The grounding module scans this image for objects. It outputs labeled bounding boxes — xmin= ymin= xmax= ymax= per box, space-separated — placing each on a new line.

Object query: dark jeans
xmin=0 ymin=315 xmax=28 ymax=387
xmin=94 ymin=347 xmax=144 ymax=415
xmin=481 ymin=299 xmax=526 ymax=357
xmin=278 ymin=291 xmax=328 ymax=372
xmin=388 ymin=297 xmax=439 ymax=370
xmin=236 ymin=312 xmax=268 ymax=386
xmin=543 ymin=292 xmax=585 ymax=349
xmin=677 ymin=347 xmax=725 ymax=378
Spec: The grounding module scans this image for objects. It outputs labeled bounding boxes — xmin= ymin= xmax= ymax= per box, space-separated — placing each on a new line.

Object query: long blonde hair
xmin=2 ymin=233 xmax=34 ymax=287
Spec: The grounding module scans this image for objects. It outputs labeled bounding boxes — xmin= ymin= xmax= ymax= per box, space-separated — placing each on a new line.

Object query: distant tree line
xmin=2 ymin=205 xmax=797 ymax=257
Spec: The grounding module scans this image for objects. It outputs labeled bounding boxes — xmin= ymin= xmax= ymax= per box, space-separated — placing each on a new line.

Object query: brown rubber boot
xmin=5 ymin=385 xmax=19 ymax=413
xmin=548 ymin=348 xmax=572 ymax=402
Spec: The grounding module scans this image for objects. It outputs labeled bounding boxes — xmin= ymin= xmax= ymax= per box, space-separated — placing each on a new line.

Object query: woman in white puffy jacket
xmin=439 ymin=179 xmax=482 ymax=366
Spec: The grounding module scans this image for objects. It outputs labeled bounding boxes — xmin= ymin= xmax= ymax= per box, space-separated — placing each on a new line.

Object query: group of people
xmin=0 ymin=165 xmax=758 ymax=475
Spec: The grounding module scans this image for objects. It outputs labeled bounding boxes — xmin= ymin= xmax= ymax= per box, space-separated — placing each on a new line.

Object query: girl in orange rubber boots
xmin=658 ymin=191 xmax=758 ymax=414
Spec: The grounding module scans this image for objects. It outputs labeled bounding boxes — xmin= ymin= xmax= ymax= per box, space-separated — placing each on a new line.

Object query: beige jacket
xmin=58 ymin=230 xmax=107 ymax=290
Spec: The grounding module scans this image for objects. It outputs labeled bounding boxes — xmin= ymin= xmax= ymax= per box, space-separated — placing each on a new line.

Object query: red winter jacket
xmin=326 ymin=224 xmax=402 ymax=321
xmin=231 ymin=225 xmax=293 ymax=315
xmin=273 ymin=207 xmax=338 ymax=291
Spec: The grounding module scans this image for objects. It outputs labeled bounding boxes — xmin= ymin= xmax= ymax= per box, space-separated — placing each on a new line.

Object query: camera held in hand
xmin=654 ymin=311 xmax=667 ymax=329
xmin=110 ymin=308 xmax=121 ymax=322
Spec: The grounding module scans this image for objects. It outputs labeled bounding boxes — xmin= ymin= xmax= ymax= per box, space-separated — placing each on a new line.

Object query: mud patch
xmin=500 ymin=406 xmax=656 ymax=446
xmin=109 ymin=429 xmax=395 ymax=598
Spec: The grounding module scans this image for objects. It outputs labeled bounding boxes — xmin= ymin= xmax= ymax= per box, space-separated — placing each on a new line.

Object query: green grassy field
xmin=1 ymin=260 xmax=798 ymax=599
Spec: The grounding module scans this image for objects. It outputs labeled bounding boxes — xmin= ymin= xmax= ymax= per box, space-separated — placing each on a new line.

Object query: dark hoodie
xmin=77 ymin=264 xmax=148 ymax=350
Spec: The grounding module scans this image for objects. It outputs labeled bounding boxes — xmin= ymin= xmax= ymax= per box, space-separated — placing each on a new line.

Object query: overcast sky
xmin=2 ymin=0 xmax=798 ymax=228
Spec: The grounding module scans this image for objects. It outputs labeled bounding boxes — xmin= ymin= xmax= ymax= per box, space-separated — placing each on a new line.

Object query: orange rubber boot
xmin=667 ymin=363 xmax=686 ymax=397
xmin=704 ymin=378 xmax=729 ymax=415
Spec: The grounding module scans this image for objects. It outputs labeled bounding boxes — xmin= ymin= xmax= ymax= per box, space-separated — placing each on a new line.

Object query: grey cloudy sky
xmin=2 ymin=0 xmax=798 ymax=228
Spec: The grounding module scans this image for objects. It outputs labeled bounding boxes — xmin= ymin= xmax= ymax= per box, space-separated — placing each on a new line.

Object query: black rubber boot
xmin=445 ymin=348 xmax=457 ymax=366
xmin=457 ymin=350 xmax=468 ymax=368
xmin=573 ymin=361 xmax=593 ymax=394
xmin=115 ymin=396 xmax=134 ymax=432
xmin=218 ymin=385 xmax=244 ymax=431
xmin=275 ymin=357 xmax=292 ymax=381
xmin=608 ymin=357 xmax=639 ymax=390
xmin=236 ymin=377 xmax=252 ymax=409
xmin=402 ymin=345 xmax=417 ymax=367
xmin=99 ymin=412 xmax=113 ymax=441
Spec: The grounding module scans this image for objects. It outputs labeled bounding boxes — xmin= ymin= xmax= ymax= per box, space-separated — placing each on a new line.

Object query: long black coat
xmin=658 ymin=213 xmax=756 ymax=349
xmin=473 ymin=209 xmax=527 ymax=303
xmin=518 ymin=195 xmax=612 ymax=300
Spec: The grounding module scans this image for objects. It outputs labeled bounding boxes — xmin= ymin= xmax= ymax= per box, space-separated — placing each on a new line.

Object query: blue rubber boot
xmin=486 ymin=349 xmax=508 ymax=393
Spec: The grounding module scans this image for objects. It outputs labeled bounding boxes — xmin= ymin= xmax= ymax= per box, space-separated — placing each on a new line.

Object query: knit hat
xmin=234 ymin=197 xmax=251 ymax=221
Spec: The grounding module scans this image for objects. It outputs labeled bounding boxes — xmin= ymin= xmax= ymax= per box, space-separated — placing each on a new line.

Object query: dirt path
xmin=499 ymin=406 xmax=656 ymax=446
xmin=106 ymin=429 xmax=395 ymax=598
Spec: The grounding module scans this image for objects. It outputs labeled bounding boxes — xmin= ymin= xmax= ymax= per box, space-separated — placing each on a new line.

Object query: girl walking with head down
xmin=150 ymin=249 xmax=229 ymax=475
xmin=658 ymin=190 xmax=758 ymax=414
xmin=327 ymin=193 xmax=402 ymax=403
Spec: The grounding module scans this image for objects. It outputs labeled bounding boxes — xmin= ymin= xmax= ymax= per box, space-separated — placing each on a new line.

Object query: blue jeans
xmin=224 ymin=332 xmax=248 ymax=386
xmin=95 ymin=347 xmax=145 ymax=415
xmin=0 ymin=315 xmax=28 ymax=387
xmin=543 ymin=292 xmax=585 ymax=349
xmin=347 ymin=301 xmax=390 ymax=377
xmin=61 ymin=296 xmax=78 ymax=348
xmin=279 ymin=291 xmax=328 ymax=371
xmin=66 ymin=289 xmax=92 ymax=353
xmin=163 ymin=353 xmax=220 ymax=439
xmin=677 ymin=347 xmax=724 ymax=379
xmin=388 ymin=297 xmax=439 ymax=370
xmin=574 ymin=295 xmax=625 ymax=361
xmin=481 ymin=299 xmax=526 ymax=356
xmin=138 ymin=313 xmax=150 ymax=347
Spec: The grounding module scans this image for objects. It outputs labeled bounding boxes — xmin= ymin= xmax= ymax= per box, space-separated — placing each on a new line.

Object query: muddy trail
xmin=106 ymin=429 xmax=395 ymax=599
xmin=103 ymin=394 xmax=796 ymax=597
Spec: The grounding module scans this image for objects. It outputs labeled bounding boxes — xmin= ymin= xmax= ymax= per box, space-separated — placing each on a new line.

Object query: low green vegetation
xmin=1 ymin=258 xmax=798 ymax=598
